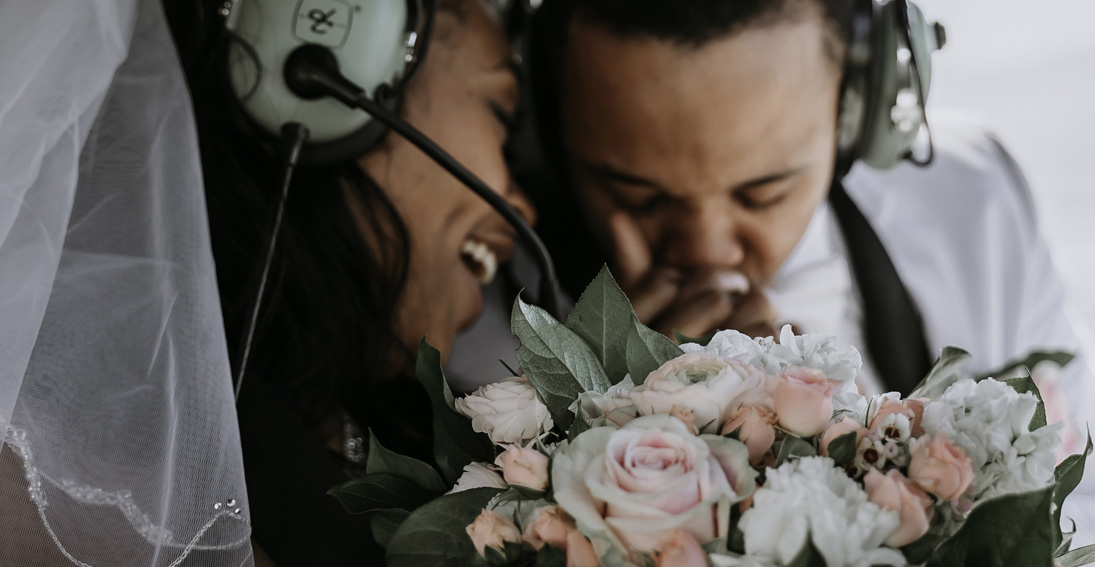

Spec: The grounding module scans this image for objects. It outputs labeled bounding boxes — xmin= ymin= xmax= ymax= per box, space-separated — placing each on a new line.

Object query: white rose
xmin=552 ymin=415 xmax=756 ymax=560
xmin=739 ymin=457 xmax=904 ymax=567
xmin=570 ymin=377 xmax=638 ymax=429
xmin=455 ymin=376 xmax=554 ymax=445
xmin=629 ymin=353 xmax=768 ymax=433
xmin=448 ymin=462 xmax=507 ymax=494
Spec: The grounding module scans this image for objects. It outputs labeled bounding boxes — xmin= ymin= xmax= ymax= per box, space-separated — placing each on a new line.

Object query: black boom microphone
xmin=283 ymin=43 xmax=563 ymax=321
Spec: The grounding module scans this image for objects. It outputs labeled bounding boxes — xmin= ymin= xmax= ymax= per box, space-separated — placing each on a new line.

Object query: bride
xmin=170 ymin=0 xmax=534 ymax=563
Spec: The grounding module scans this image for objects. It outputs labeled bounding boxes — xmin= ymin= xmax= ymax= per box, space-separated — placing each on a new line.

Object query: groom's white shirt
xmin=447 ymin=112 xmax=1095 ymax=543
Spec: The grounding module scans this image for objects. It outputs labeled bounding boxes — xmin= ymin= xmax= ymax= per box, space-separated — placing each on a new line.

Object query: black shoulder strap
xmin=828 ymin=182 xmax=933 ymax=395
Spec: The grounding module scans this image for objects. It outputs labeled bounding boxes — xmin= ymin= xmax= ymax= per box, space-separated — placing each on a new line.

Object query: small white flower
xmin=921 ymin=378 xmax=1062 ymax=499
xmin=739 ymin=457 xmax=905 ymax=567
xmin=455 ymin=376 xmax=554 ymax=445
xmin=874 ymin=413 xmax=912 ymax=442
xmin=854 ymin=437 xmax=888 ymax=474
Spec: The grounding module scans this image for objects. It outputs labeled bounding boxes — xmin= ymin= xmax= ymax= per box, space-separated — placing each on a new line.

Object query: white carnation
xmin=681 ymin=329 xmax=767 ymax=362
xmin=738 ymin=457 xmax=905 ymax=567
xmin=758 ymin=325 xmax=863 ymax=383
xmin=455 ymin=376 xmax=554 ymax=445
xmin=921 ymin=378 xmax=1061 ymax=499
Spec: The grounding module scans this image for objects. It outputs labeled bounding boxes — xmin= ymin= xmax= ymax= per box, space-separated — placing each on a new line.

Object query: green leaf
xmin=366 ymin=429 xmax=447 ymax=493
xmin=565 ymin=265 xmax=637 ymax=384
xmin=417 ymin=339 xmax=497 ymax=484
xmin=828 ymin=431 xmax=858 ymax=466
xmin=1003 ymin=376 xmax=1048 ymax=431
xmin=1057 ymin=544 xmax=1095 ymax=567
xmin=567 ymin=411 xmax=591 ymax=442
xmin=625 ymin=317 xmax=684 ymax=386
xmin=673 ymin=329 xmax=719 ymax=347
xmin=1053 ymin=431 xmax=1094 ymax=548
xmin=1056 ymin=523 xmax=1075 ymax=558
xmin=977 ymin=351 xmax=1076 ymax=381
xmin=512 ymin=296 xmax=612 ymax=430
xmin=386 ymin=487 xmax=503 ymax=567
xmin=328 ymin=473 xmax=437 ymax=515
xmin=926 ymin=485 xmax=1056 ymax=567
xmin=911 ymin=347 xmax=973 ymax=399
xmin=776 ymin=436 xmax=816 ymax=467
xmin=369 ymin=508 xmax=411 ymax=549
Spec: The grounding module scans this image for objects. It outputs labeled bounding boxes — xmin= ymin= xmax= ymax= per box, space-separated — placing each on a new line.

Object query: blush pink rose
xmin=864 ymin=469 xmax=935 ymax=547
xmin=655 ymin=531 xmax=708 ymax=567
xmin=721 ymin=406 xmax=777 ymax=465
xmin=498 ymin=445 xmax=550 ymax=491
xmin=630 ymin=353 xmax=766 ymax=433
xmin=869 ymin=396 xmax=928 ymax=438
xmin=768 ymin=367 xmax=838 ymax=437
xmin=908 ymin=434 xmax=974 ymax=502
xmin=552 ymin=415 xmax=756 ymax=556
xmin=819 ymin=415 xmax=866 ymax=457
xmin=466 ymin=509 xmax=521 ymax=557
xmin=523 ymin=506 xmax=602 ymax=567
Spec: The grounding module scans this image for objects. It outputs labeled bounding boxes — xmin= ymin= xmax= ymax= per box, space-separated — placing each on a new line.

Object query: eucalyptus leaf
xmin=369 ymin=508 xmax=411 ymax=549
xmin=1003 ymin=376 xmax=1047 ymax=431
xmin=565 ymin=265 xmax=636 ymax=384
xmin=977 ymin=351 xmax=1076 ymax=381
xmin=673 ymin=329 xmax=719 ymax=347
xmin=625 ymin=318 xmax=684 ymax=386
xmin=366 ymin=429 xmax=447 ymax=493
xmin=535 ymin=545 xmax=567 ymax=567
xmin=1056 ymin=544 xmax=1095 ymax=567
xmin=776 ymin=436 xmax=816 ymax=467
xmin=828 ymin=431 xmax=858 ymax=466
xmin=1056 ymin=523 xmax=1075 ymax=558
xmin=386 ymin=487 xmax=503 ymax=567
xmin=513 ymin=296 xmax=612 ymax=430
xmin=927 ymin=485 xmax=1056 ymax=567
xmin=1053 ymin=431 xmax=1093 ymax=548
xmin=328 ymin=473 xmax=436 ymax=515
xmin=417 ymin=339 xmax=496 ymax=484
xmin=910 ymin=347 xmax=972 ymax=399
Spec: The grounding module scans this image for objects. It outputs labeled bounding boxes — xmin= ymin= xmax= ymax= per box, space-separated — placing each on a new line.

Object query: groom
xmin=521 ymin=0 xmax=1094 ymax=429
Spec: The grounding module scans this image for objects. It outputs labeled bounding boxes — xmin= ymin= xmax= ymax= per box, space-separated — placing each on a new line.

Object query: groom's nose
xmin=660 ymin=204 xmax=745 ymax=270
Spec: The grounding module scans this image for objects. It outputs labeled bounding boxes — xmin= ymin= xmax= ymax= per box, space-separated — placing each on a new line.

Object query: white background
xmin=916 ymin=0 xmax=1095 ymax=337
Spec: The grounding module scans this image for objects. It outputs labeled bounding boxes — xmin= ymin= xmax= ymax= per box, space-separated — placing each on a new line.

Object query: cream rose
xmin=819 ymin=415 xmax=866 ymax=457
xmin=497 ymin=445 xmax=550 ymax=491
xmin=768 ymin=366 xmax=838 ymax=437
xmin=455 ymin=376 xmax=554 ymax=445
xmin=630 ymin=353 xmax=767 ymax=434
xmin=466 ymin=509 xmax=522 ymax=557
xmin=864 ymin=469 xmax=935 ymax=547
xmin=522 ymin=506 xmax=600 ymax=567
xmin=552 ymin=415 xmax=756 ymax=559
xmin=655 ymin=531 xmax=708 ymax=567
xmin=908 ymin=434 xmax=974 ymax=502
xmin=721 ymin=406 xmax=777 ymax=465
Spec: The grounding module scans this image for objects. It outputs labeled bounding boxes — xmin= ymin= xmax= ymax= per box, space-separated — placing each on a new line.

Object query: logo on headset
xmin=293 ymin=0 xmax=353 ymax=48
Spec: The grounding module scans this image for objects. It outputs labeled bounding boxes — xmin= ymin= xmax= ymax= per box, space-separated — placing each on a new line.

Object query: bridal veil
xmin=0 ymin=0 xmax=252 ymax=564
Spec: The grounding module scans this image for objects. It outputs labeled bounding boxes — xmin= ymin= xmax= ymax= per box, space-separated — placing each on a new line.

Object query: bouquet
xmin=331 ymin=268 xmax=1093 ymax=567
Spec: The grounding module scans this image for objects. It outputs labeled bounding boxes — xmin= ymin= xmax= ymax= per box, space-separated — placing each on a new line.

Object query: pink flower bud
xmin=869 ymin=397 xmax=928 ymax=437
xmin=864 ymin=469 xmax=935 ymax=547
xmin=466 ymin=509 xmax=521 ymax=557
xmin=498 ymin=445 xmax=550 ymax=491
xmin=566 ymin=530 xmax=600 ymax=567
xmin=769 ymin=367 xmax=837 ymax=437
xmin=721 ymin=405 xmax=777 ymax=465
xmin=819 ymin=415 xmax=866 ymax=457
xmin=655 ymin=531 xmax=707 ymax=567
xmin=908 ymin=434 xmax=974 ymax=502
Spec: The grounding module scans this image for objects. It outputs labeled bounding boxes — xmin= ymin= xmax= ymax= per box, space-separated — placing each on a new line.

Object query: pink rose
xmin=523 ymin=506 xmax=600 ymax=567
xmin=552 ymin=415 xmax=756 ymax=556
xmin=721 ymin=406 xmax=777 ymax=465
xmin=864 ymin=469 xmax=935 ymax=547
xmin=819 ymin=415 xmax=866 ymax=457
xmin=655 ymin=531 xmax=708 ymax=567
xmin=908 ymin=434 xmax=974 ymax=502
xmin=498 ymin=445 xmax=550 ymax=491
xmin=631 ymin=354 xmax=766 ymax=433
xmin=466 ymin=509 xmax=521 ymax=557
xmin=768 ymin=367 xmax=838 ymax=437
xmin=869 ymin=396 xmax=928 ymax=438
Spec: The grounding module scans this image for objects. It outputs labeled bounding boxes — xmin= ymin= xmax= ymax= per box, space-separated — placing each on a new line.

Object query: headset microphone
xmin=282 ymin=43 xmax=563 ymax=322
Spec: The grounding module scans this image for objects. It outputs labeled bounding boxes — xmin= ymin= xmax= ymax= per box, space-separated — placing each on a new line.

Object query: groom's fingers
xmin=628 ymin=267 xmax=682 ymax=323
xmin=607 ymin=211 xmax=652 ymax=290
xmin=654 ymin=290 xmax=735 ymax=338
xmin=722 ymin=291 xmax=779 ymax=339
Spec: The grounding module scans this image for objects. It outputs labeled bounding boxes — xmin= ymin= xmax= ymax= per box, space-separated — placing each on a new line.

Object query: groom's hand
xmin=609 ymin=212 xmax=775 ymax=339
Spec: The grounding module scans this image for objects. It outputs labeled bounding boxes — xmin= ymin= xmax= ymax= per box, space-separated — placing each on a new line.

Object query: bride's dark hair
xmin=165 ymin=2 xmax=417 ymax=445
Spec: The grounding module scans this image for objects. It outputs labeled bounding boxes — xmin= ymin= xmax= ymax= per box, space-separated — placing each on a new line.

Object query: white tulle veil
xmin=0 ymin=0 xmax=252 ymax=564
